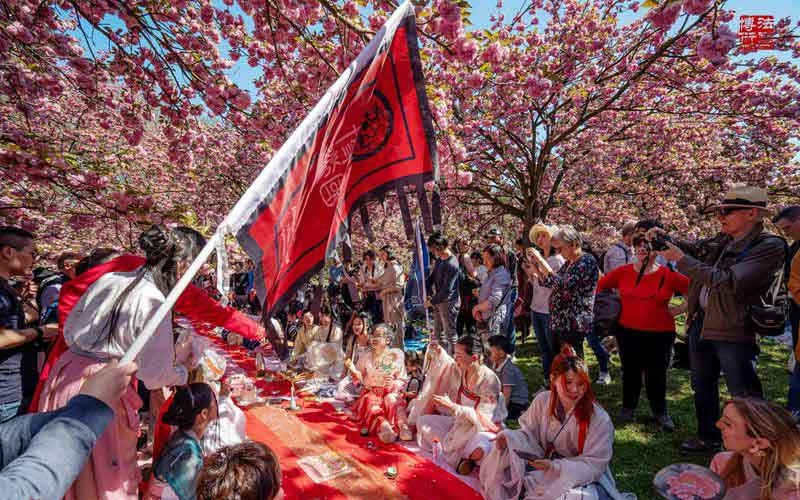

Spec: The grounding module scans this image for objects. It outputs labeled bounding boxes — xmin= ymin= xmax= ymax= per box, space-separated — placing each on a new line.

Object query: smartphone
xmin=513 ymin=449 xmax=539 ymax=462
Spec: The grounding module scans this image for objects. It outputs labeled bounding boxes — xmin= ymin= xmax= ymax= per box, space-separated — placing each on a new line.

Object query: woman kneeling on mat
xmin=480 ymin=345 xmax=629 ymax=500
xmin=344 ymin=323 xmax=410 ymax=443
xmin=412 ymin=336 xmax=506 ymax=475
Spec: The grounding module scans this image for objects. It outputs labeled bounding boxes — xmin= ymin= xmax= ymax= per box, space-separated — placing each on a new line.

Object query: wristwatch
xmin=33 ymin=327 xmax=44 ymax=342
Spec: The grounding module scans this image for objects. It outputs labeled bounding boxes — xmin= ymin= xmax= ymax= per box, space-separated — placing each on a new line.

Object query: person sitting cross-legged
xmin=344 ymin=323 xmax=410 ymax=443
xmin=412 ymin=336 xmax=506 ymax=476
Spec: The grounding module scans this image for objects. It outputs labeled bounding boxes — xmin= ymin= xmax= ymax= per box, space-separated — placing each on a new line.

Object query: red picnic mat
xmin=207 ymin=335 xmax=483 ymax=500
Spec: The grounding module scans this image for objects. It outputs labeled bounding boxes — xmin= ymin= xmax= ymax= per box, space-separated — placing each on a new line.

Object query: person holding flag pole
xmin=38 ymin=225 xmax=206 ymax=500
xmin=32 ymin=1 xmax=437 ymax=497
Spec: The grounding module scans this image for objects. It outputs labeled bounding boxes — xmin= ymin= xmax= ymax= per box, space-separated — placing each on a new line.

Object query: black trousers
xmin=615 ymin=326 xmax=675 ymax=415
xmin=790 ymin=301 xmax=800 ymax=351
xmin=506 ymin=401 xmax=528 ymax=420
xmin=687 ymin=314 xmax=762 ymax=441
xmin=551 ymin=329 xmax=585 ymax=359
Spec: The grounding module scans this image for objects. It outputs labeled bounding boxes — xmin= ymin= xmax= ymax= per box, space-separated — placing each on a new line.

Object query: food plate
xmin=653 ymin=463 xmax=726 ymax=500
xmin=235 ymin=395 xmax=267 ymax=408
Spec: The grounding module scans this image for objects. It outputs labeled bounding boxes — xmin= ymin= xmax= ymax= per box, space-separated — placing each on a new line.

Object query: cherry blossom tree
xmin=1 ymin=0 xmax=799 ymax=255
xmin=431 ymin=0 xmax=800 ymax=241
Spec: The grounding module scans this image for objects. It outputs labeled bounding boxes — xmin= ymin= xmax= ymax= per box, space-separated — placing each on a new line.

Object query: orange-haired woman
xmin=480 ymin=346 xmax=629 ymax=500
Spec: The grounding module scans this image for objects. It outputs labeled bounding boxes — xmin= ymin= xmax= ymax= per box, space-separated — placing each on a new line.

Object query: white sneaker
xmin=596 ymin=372 xmax=611 ymax=385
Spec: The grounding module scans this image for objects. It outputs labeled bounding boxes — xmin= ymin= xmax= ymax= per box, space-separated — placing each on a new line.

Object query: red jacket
xmin=31 ymin=254 xmax=262 ymax=412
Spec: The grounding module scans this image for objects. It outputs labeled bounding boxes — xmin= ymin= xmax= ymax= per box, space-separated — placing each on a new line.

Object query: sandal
xmin=456 ymin=458 xmax=477 ymax=475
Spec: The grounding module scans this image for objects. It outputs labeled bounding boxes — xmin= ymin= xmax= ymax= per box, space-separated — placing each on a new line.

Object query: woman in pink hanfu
xmin=39 ymin=226 xmax=200 ymax=500
xmin=345 ymin=323 xmax=409 ymax=443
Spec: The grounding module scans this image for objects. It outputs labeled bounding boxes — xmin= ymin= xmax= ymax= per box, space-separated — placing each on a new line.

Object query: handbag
xmin=593 ymin=290 xmax=621 ymax=335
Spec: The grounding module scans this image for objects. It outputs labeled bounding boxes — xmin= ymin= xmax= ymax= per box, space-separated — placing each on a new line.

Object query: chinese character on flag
xmin=739 ymin=15 xmax=775 ymax=52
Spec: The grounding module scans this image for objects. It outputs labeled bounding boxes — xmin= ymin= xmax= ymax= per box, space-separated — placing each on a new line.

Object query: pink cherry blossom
xmin=697 ymin=24 xmax=736 ymax=66
xmin=683 ymin=0 xmax=713 ymax=15
xmin=649 ymin=2 xmax=682 ymax=31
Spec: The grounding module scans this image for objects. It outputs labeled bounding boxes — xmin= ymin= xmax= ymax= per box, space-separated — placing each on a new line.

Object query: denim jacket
xmin=477 ymin=266 xmax=511 ymax=321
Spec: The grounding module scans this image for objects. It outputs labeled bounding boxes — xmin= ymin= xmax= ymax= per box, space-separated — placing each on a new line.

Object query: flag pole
xmin=120 ymin=1 xmax=417 ymax=366
xmin=415 ymin=217 xmax=434 ymax=375
xmin=414 ymin=217 xmax=430 ymax=328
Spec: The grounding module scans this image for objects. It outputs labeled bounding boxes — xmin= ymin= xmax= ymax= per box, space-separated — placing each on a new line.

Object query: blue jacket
xmin=0 ymin=395 xmax=113 ymax=500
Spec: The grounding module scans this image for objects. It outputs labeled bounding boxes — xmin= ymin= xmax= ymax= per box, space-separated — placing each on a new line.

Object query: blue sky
xmin=224 ymin=0 xmax=800 ymax=94
xmin=74 ymin=1 xmax=800 ymax=96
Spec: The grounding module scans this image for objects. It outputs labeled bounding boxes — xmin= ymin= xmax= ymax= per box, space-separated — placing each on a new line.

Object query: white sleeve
xmin=135 ymin=295 xmax=187 ymax=390
xmin=331 ymin=326 xmax=343 ymax=345
xmin=551 ymin=408 xmax=614 ymax=489
xmin=453 ymin=369 xmax=506 ymax=428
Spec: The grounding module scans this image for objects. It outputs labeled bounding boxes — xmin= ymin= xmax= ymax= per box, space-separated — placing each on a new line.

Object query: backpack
xmin=736 ymin=235 xmax=789 ymax=337
xmin=599 ymin=243 xmax=630 ymax=274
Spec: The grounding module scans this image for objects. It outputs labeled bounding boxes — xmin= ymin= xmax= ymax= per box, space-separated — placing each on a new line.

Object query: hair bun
xmin=162 ymin=401 xmax=188 ymax=427
xmin=559 ymin=344 xmax=578 ymax=358
xmin=139 ymin=225 xmax=175 ymax=261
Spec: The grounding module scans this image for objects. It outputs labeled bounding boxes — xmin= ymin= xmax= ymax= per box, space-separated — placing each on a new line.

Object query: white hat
xmin=707 ymin=185 xmax=770 ymax=212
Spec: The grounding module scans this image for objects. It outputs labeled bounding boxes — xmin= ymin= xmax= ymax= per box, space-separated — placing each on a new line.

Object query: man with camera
xmin=774 ymin=205 xmax=800 ymax=417
xmin=650 ymin=185 xmax=786 ymax=454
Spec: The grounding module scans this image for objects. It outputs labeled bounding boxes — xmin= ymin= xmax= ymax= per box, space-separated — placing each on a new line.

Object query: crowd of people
xmin=1 ymin=184 xmax=800 ymax=499
xmin=0 ymin=225 xmax=281 ymax=500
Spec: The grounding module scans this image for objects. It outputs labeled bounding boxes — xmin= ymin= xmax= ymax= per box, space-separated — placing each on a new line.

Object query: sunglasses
xmin=715 ymin=207 xmax=749 ymax=217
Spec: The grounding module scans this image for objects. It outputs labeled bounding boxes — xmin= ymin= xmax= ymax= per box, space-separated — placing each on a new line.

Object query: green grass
xmin=510 ymin=330 xmax=791 ymax=500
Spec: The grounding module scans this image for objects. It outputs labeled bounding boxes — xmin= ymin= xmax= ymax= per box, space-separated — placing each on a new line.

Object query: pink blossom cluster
xmin=433 ymin=0 xmax=464 ymax=40
xmin=649 ymin=2 xmax=682 ymax=31
xmin=683 ymin=0 xmax=713 ymax=15
xmin=482 ymin=42 xmax=509 ymax=65
xmin=457 ymin=171 xmax=473 ymax=186
xmin=697 ymin=24 xmax=737 ymax=66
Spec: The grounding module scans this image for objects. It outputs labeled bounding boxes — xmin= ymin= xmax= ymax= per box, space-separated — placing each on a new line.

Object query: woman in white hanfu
xmin=480 ymin=345 xmax=630 ymax=500
xmin=345 ymin=323 xmax=410 ymax=443
xmin=412 ymin=336 xmax=507 ymax=475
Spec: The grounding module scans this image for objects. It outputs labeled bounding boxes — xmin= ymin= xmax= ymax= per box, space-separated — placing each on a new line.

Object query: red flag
xmin=233 ymin=2 xmax=437 ymax=317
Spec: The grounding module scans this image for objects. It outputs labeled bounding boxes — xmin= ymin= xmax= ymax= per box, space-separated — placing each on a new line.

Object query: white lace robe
xmin=479 ymin=391 xmax=629 ymax=500
xmin=413 ymin=349 xmax=507 ymax=467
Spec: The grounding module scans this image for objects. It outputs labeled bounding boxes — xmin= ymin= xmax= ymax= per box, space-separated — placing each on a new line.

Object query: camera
xmin=650 ymin=234 xmax=673 ymax=252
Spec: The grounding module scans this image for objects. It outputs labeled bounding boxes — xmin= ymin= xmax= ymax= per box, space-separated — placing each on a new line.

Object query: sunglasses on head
xmin=715 ymin=207 xmax=749 ymax=217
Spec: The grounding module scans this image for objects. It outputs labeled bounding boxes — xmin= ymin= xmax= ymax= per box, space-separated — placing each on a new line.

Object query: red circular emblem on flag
xmin=353 ymin=90 xmax=393 ymax=161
